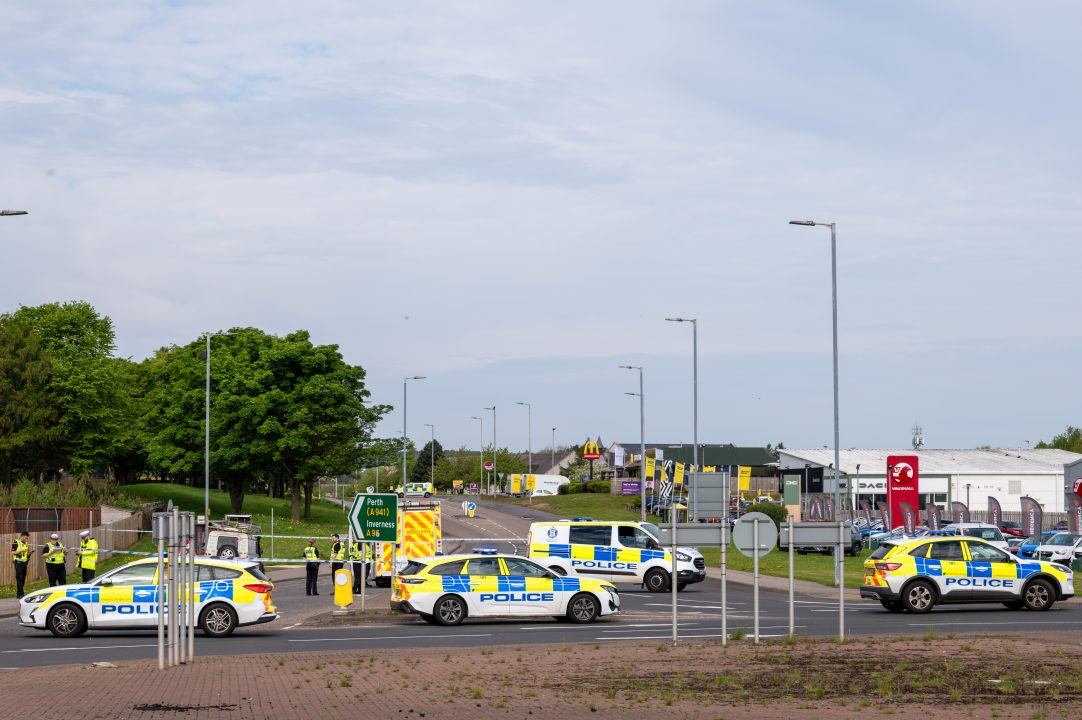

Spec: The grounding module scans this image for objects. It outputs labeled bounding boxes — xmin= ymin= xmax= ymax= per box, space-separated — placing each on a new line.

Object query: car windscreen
xmin=963 ymin=527 xmax=1002 ymax=541
xmin=641 ymin=523 xmax=663 ymax=542
xmin=400 ymin=561 xmax=428 ymax=576
xmin=1047 ymin=533 xmax=1081 ymax=546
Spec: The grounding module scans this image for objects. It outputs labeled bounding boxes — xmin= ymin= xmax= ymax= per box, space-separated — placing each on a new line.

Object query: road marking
xmin=288 ymin=633 xmax=491 ymax=643
xmin=908 ymin=621 xmax=1082 ymax=627
xmin=2 ymin=643 xmax=157 ymax=654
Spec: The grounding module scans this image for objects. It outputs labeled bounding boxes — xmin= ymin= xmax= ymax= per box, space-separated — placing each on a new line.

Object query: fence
xmin=1 ymin=509 xmax=150 ymax=587
xmin=0 ymin=507 xmax=103 ymax=535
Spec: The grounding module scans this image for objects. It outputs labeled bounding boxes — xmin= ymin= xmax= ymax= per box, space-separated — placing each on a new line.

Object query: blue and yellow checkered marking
xmin=551 ymin=577 xmax=580 ymax=592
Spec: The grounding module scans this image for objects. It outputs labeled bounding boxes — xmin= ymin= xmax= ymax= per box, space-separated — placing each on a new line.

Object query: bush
xmin=743 ymin=501 xmax=787 ymax=529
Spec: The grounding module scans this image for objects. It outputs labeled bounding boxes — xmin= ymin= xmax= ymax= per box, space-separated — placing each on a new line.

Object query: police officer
xmin=10 ymin=531 xmax=30 ymax=598
xmin=303 ymin=539 xmax=321 ymax=596
xmin=350 ymin=539 xmax=372 ymax=593
xmin=329 ymin=533 xmax=345 ymax=579
xmin=76 ymin=530 xmax=98 ymax=582
xmin=43 ymin=533 xmax=66 ymax=587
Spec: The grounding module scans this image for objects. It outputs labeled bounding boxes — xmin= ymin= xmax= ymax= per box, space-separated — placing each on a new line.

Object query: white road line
xmin=908 ymin=621 xmax=1082 ymax=627
xmin=2 ymin=643 xmax=157 ymax=654
xmin=288 ymin=633 xmax=491 ymax=643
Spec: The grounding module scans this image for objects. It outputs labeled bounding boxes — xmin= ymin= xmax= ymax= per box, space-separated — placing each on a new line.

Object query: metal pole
xmin=551 ymin=427 xmax=555 ymax=471
xmin=830 ymin=223 xmax=842 ymax=584
xmin=839 ymin=520 xmax=845 ymax=642
xmin=639 ymin=369 xmax=646 ymax=523
xmin=492 ymin=406 xmax=497 ymax=494
xmin=204 ymin=334 xmax=211 ymax=525
xmin=692 ymin=319 xmax=698 ymax=522
xmin=270 ymin=508 xmax=275 ymax=560
xmin=721 ymin=508 xmax=727 ymax=646
xmin=178 ymin=516 xmax=186 ymax=666
xmin=156 ymin=516 xmax=165 ymax=670
xmin=671 ymin=488 xmax=678 ymax=646
xmin=188 ymin=513 xmax=195 ymax=661
xmin=429 ymin=425 xmax=434 ymax=484
xmin=402 ymin=379 xmax=408 ymax=490
xmin=171 ymin=507 xmax=179 ymax=666
xmin=753 ymin=517 xmax=760 ymax=645
xmin=360 ymin=541 xmax=367 ymax=613
xmin=788 ymin=515 xmax=795 ymax=637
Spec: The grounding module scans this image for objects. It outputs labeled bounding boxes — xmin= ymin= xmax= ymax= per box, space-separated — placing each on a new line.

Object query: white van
xmin=527 ymin=520 xmax=706 ymax=592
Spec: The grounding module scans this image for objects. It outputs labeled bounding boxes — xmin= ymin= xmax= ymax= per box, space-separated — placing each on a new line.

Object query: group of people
xmin=303 ymin=533 xmax=374 ymax=596
xmin=8 ymin=530 xmax=99 ymax=599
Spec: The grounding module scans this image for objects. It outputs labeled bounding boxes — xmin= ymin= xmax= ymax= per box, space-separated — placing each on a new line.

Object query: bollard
xmin=333 ymin=568 xmax=354 ymax=613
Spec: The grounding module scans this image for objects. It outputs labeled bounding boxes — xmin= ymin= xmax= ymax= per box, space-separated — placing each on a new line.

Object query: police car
xmin=390 ymin=553 xmax=620 ymax=625
xmin=528 ymin=520 xmax=706 ymax=592
xmin=19 ymin=557 xmax=278 ymax=638
xmin=861 ymin=535 xmax=1073 ymax=613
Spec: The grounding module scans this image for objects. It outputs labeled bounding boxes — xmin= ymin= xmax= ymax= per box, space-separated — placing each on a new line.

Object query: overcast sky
xmin=2 ymin=1 xmax=1080 ymax=453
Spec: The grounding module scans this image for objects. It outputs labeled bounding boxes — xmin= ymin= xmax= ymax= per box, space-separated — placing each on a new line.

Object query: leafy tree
xmin=410 ymin=439 xmax=444 ymax=484
xmin=0 ymin=316 xmax=61 ymax=488
xmin=1036 ymin=426 xmax=1082 ymax=453
xmin=433 ymin=448 xmax=482 ymax=490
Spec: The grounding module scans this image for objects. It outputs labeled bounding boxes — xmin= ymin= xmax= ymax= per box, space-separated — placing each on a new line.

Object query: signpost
xmin=733 ymin=512 xmax=777 ymax=644
xmin=348 ymin=493 xmax=398 ymax=611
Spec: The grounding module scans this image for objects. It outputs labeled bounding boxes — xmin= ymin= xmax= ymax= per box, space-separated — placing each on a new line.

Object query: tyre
xmin=879 ymin=598 xmax=904 ymax=613
xmin=567 ymin=593 xmax=600 ymax=623
xmin=676 ymin=583 xmax=688 ymax=592
xmin=1003 ymin=600 xmax=1025 ymax=610
xmin=424 ymin=492 xmax=432 ymax=498
xmin=548 ymin=566 xmax=567 ymax=576
xmin=433 ymin=595 xmax=467 ymax=626
xmin=200 ymin=603 xmax=238 ymax=637
xmin=901 ymin=580 xmax=936 ymax=614
xmin=46 ymin=603 xmax=87 ymax=638
xmin=217 ymin=545 xmax=238 ymax=560
xmin=643 ymin=568 xmax=670 ymax=593
xmin=419 ymin=613 xmax=437 ymax=624
xmin=1022 ymin=579 xmax=1055 ymax=611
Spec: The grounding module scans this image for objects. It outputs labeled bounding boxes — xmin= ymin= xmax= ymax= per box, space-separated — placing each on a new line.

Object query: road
xmin=1 ymin=497 xmax=1079 ymax=668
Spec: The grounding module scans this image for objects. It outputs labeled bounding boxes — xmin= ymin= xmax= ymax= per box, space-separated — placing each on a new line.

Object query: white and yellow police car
xmin=528 ymin=520 xmax=706 ymax=592
xmin=390 ymin=553 xmax=620 ymax=625
xmin=19 ymin=557 xmax=278 ymax=638
xmin=861 ymin=535 xmax=1074 ymax=613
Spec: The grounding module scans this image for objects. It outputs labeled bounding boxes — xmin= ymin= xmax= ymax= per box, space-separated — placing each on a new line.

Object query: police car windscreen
xmin=642 ymin=523 xmax=663 ymax=542
xmin=401 ymin=560 xmax=429 ymax=576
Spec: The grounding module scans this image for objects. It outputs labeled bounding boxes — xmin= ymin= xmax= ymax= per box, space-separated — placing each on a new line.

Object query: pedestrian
xmin=10 ymin=531 xmax=31 ymax=599
xmin=349 ymin=539 xmax=367 ymax=594
xmin=76 ymin=530 xmax=98 ymax=583
xmin=42 ymin=533 xmax=66 ymax=587
xmin=329 ymin=533 xmax=345 ymax=580
xmin=303 ymin=539 xmax=321 ymax=596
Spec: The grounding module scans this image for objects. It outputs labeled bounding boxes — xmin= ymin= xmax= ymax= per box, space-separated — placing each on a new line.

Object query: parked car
xmin=1034 ymin=533 xmax=1082 ymax=566
xmin=1015 ymin=531 xmax=1059 ymax=559
xmin=930 ymin=523 xmax=1010 ymax=551
xmin=999 ymin=521 xmax=1026 ymax=539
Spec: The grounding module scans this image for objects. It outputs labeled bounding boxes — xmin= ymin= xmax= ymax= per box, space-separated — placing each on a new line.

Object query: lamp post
xmin=424 ymin=423 xmax=435 ymax=485
xmin=471 ymin=416 xmax=483 ymax=494
xmin=402 ymin=376 xmax=426 ymax=490
xmin=516 ymin=402 xmax=532 ymax=475
xmin=665 ymin=318 xmax=698 ymax=520
xmin=789 ymin=219 xmax=842 ymax=583
xmin=620 ymin=365 xmax=646 ymax=522
xmin=484 ymin=406 xmax=496 ymax=494
xmin=203 ymin=331 xmax=234 ymax=526
xmin=551 ymin=427 xmax=556 ymax=471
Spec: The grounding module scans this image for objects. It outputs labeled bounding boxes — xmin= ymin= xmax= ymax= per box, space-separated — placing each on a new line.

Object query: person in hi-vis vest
xmin=10 ymin=531 xmax=31 ymax=598
xmin=43 ymin=533 xmax=66 ymax=587
xmin=303 ymin=539 xmax=322 ymax=596
xmin=329 ymin=533 xmax=346 ymax=579
xmin=77 ymin=530 xmax=98 ymax=582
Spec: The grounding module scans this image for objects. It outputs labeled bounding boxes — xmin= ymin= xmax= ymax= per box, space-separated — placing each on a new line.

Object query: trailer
xmin=372 ymin=500 xmax=443 ymax=587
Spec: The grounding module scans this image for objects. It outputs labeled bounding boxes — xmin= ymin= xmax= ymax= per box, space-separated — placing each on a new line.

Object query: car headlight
xmin=676 ymin=552 xmax=691 ymax=562
xmin=23 ymin=592 xmax=50 ymax=604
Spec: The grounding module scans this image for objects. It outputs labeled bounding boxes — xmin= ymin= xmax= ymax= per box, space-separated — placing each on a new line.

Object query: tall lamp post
xmin=402 ymin=376 xmax=426 ymax=490
xmin=516 ymin=402 xmax=532 ymax=475
xmin=484 ymin=406 xmax=496 ymax=494
xmin=471 ymin=416 xmax=483 ymax=494
xmin=203 ymin=331 xmax=234 ymax=525
xmin=620 ymin=365 xmax=646 ymax=522
xmin=665 ymin=317 xmax=698 ymax=520
xmin=789 ymin=219 xmax=841 ymax=582
xmin=551 ymin=427 xmax=556 ymax=471
xmin=424 ymin=423 xmax=435 ymax=485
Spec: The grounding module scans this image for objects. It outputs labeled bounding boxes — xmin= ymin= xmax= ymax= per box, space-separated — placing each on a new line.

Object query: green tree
xmin=410 ymin=439 xmax=444 ymax=484
xmin=0 ymin=316 xmax=61 ymax=488
xmin=433 ymin=448 xmax=481 ymax=490
xmin=1036 ymin=426 xmax=1082 ymax=453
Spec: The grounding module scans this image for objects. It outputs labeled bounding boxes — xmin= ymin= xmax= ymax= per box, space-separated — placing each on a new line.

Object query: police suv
xmin=861 ymin=535 xmax=1073 ymax=613
xmin=19 ymin=557 xmax=278 ymax=638
xmin=528 ymin=520 xmax=706 ymax=592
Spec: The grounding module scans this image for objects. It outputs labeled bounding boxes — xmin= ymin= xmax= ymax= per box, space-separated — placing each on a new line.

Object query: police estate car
xmin=19 ymin=557 xmax=278 ymax=638
xmin=861 ymin=535 xmax=1073 ymax=613
xmin=390 ymin=553 xmax=620 ymax=625
xmin=528 ymin=520 xmax=706 ymax=592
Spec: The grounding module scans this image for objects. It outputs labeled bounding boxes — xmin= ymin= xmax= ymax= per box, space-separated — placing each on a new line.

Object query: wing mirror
xmin=98 ymin=579 xmax=113 ymax=587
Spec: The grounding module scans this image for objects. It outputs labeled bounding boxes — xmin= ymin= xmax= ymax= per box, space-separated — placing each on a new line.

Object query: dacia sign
xmin=348 ymin=493 xmax=398 ymax=543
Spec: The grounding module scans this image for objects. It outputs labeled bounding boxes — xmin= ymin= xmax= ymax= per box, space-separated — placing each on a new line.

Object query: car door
xmin=926 ymin=540 xmax=967 ymax=598
xmin=963 ymin=541 xmax=1019 ymax=597
xmin=615 ymin=524 xmax=664 ymax=581
xmin=463 ymin=557 xmax=505 ymax=617
xmin=93 ymin=562 xmax=159 ymax=626
xmin=568 ymin=525 xmax=616 ymax=582
xmin=501 ymin=557 xmax=561 ymax=615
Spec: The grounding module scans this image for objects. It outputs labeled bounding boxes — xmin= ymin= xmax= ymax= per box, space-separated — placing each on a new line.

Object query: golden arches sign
xmin=582 ymin=440 xmax=601 ymax=460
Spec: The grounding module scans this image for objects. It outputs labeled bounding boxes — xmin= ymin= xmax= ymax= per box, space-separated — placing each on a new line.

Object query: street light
xmin=424 ymin=423 xmax=435 ymax=485
xmin=471 ymin=416 xmax=483 ymax=494
xmin=789 ymin=219 xmax=841 ymax=582
xmin=1 ymin=210 xmax=29 ymax=216
xmin=665 ymin=317 xmax=698 ymax=520
xmin=202 ymin=331 xmax=234 ymax=526
xmin=516 ymin=402 xmax=532 ymax=475
xmin=402 ymin=376 xmax=426 ymax=490
xmin=620 ymin=365 xmax=646 ymax=522
xmin=551 ymin=427 xmax=556 ymax=471
xmin=483 ymin=406 xmax=496 ymax=495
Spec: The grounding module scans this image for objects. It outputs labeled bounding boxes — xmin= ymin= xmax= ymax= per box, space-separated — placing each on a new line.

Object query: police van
xmin=528 ymin=520 xmax=706 ymax=592
xmin=18 ymin=557 xmax=278 ymax=638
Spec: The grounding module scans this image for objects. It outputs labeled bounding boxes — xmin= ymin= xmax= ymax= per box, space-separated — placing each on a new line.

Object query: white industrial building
xmin=778 ymin=448 xmax=1082 ymax=512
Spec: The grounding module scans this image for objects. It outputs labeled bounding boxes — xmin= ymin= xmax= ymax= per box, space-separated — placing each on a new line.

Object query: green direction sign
xmin=348 ymin=493 xmax=398 ymax=543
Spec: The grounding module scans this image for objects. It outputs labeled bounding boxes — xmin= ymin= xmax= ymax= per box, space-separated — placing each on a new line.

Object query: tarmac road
xmin=1 ymin=497 xmax=1079 ymax=668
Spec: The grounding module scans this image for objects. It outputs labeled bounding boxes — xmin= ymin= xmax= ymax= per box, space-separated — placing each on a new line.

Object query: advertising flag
xmin=899 ymin=501 xmax=917 ymax=534
xmin=927 ymin=504 xmax=942 ymax=531
xmin=876 ymin=500 xmax=890 ymax=528
xmin=860 ymin=499 xmax=873 ymax=525
xmin=1020 ymin=496 xmax=1043 ymax=537
xmin=1069 ymin=495 xmax=1082 ymax=536
xmin=673 ymin=462 xmax=685 ymax=487
xmin=951 ymin=501 xmax=970 ymax=524
xmin=738 ymin=466 xmax=752 ymax=491
xmin=987 ymin=496 xmax=1002 ymax=528
xmin=823 ymin=495 xmax=836 ymax=522
xmin=644 ymin=456 xmax=655 ymax=483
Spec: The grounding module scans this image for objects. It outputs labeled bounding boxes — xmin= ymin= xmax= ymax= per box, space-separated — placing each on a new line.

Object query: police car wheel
xmin=879 ymin=598 xmax=903 ymax=613
xmin=46 ymin=603 xmax=87 ymax=638
xmin=902 ymin=580 xmax=936 ymax=613
xmin=567 ymin=593 xmax=600 ymax=623
xmin=1023 ymin=579 xmax=1055 ymax=611
xmin=434 ymin=595 xmax=467 ymax=626
xmin=1003 ymin=600 xmax=1025 ymax=610
xmin=644 ymin=568 xmax=670 ymax=593
xmin=419 ymin=613 xmax=437 ymax=624
xmin=200 ymin=603 xmax=238 ymax=637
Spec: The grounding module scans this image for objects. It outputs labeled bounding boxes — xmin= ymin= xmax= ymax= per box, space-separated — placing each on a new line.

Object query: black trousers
xmin=351 ymin=562 xmax=369 ymax=592
xmin=46 ymin=563 xmax=65 ymax=587
xmin=81 ymin=568 xmax=95 ymax=583
xmin=13 ymin=561 xmax=27 ymax=598
xmin=305 ymin=562 xmax=320 ymax=595
xmin=330 ymin=562 xmax=343 ymax=579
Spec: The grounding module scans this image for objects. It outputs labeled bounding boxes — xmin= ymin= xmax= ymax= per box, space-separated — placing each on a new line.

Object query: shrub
xmin=743 ymin=501 xmax=787 ymax=529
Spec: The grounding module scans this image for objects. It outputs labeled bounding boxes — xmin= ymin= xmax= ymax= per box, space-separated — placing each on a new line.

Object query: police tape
xmin=100 ymin=529 xmax=526 ymax=542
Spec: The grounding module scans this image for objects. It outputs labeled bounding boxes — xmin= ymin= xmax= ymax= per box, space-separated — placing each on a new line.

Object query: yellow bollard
xmin=334 ymin=568 xmax=353 ymax=609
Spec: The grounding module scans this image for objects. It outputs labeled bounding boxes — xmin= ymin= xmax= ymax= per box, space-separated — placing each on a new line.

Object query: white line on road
xmin=2 ymin=643 xmax=157 ymax=654
xmin=908 ymin=621 xmax=1082 ymax=627
xmin=288 ymin=633 xmax=491 ymax=643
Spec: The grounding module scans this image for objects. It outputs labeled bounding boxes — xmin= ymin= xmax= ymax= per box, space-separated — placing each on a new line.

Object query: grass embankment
xmin=125 ymin=483 xmax=354 ymax=561
xmin=491 ymin=493 xmax=870 ymax=589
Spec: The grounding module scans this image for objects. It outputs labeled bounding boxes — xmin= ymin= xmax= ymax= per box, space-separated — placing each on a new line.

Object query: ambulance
xmin=18 ymin=557 xmax=277 ymax=638
xmin=528 ymin=520 xmax=706 ymax=592
xmin=372 ymin=500 xmax=443 ymax=587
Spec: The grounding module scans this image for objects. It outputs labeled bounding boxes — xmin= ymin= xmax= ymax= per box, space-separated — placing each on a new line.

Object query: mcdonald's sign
xmin=582 ymin=439 xmax=601 ymax=460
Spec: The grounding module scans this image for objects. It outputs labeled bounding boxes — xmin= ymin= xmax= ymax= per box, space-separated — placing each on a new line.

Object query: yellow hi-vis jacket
xmin=78 ymin=537 xmax=98 ymax=570
xmin=43 ymin=541 xmax=65 ymax=565
xmin=11 ymin=538 xmax=29 ymax=563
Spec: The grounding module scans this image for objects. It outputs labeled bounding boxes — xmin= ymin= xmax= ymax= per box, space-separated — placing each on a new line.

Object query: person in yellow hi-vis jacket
xmin=329 ymin=533 xmax=345 ymax=579
xmin=303 ymin=539 xmax=321 ymax=596
xmin=349 ymin=540 xmax=373 ymax=593
xmin=42 ymin=533 xmax=66 ymax=587
xmin=10 ymin=531 xmax=31 ymax=598
xmin=76 ymin=530 xmax=98 ymax=582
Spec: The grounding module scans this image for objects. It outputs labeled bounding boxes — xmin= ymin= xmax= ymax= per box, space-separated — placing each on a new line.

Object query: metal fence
xmin=0 ymin=507 xmax=103 ymax=535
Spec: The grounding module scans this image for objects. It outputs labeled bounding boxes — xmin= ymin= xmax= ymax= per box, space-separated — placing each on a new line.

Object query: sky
xmin=2 ymin=1 xmax=1080 ymax=454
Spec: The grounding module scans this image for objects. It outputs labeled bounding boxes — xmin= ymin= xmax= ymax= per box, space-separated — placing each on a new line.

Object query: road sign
xmin=348 ymin=493 xmax=398 ymax=543
xmin=483 ymin=460 xmax=494 ymax=471
xmin=733 ymin=511 xmax=777 ymax=558
xmin=468 ymin=483 xmax=479 ymax=494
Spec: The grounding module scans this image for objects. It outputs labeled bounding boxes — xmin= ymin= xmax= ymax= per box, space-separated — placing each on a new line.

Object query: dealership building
xmin=777 ymin=448 xmax=1082 ymax=512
